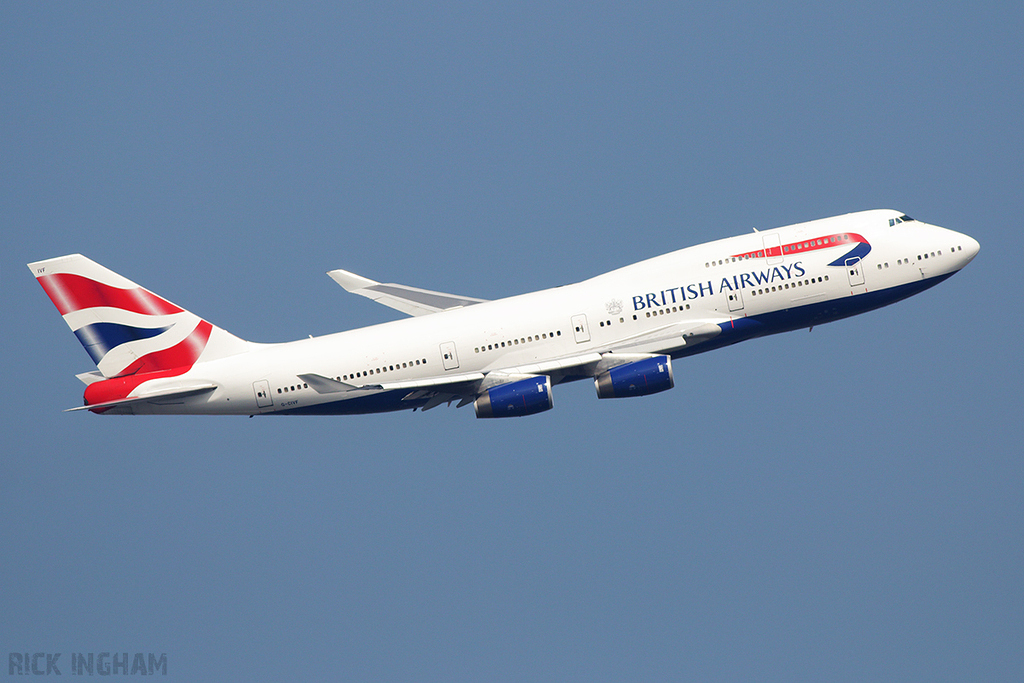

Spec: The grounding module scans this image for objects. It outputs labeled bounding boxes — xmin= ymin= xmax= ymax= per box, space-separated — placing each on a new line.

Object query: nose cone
xmin=950 ymin=231 xmax=980 ymax=272
xmin=963 ymin=235 xmax=981 ymax=262
xmin=931 ymin=223 xmax=979 ymax=274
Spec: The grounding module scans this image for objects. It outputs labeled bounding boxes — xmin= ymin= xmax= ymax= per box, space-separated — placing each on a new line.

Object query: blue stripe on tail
xmin=73 ymin=323 xmax=173 ymax=364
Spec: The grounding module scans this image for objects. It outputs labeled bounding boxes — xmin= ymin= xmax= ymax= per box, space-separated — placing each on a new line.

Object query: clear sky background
xmin=3 ymin=2 xmax=1022 ymax=681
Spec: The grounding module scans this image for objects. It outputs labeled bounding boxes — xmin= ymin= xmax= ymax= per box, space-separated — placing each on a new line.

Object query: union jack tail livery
xmin=29 ymin=254 xmax=250 ymax=412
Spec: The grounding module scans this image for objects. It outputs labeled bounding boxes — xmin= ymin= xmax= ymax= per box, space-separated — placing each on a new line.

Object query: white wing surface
xmin=327 ymin=269 xmax=488 ymax=316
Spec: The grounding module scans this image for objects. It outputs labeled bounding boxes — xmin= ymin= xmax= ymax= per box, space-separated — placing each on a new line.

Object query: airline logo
xmin=35 ymin=268 xmax=211 ymax=379
xmin=630 ymin=234 xmax=873 ymax=311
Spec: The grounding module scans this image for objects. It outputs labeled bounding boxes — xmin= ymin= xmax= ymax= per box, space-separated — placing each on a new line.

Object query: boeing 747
xmin=29 ymin=209 xmax=979 ymax=418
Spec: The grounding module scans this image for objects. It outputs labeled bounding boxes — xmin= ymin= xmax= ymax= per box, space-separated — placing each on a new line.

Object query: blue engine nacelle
xmin=594 ymin=355 xmax=674 ymax=399
xmin=474 ymin=375 xmax=553 ymax=418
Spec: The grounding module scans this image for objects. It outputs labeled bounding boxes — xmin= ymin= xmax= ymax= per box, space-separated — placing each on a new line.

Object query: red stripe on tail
xmin=118 ymin=320 xmax=213 ymax=376
xmin=37 ymin=273 xmax=183 ymax=316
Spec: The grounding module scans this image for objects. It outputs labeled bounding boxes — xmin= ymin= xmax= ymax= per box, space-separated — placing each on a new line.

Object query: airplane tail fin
xmin=28 ymin=254 xmax=250 ymax=378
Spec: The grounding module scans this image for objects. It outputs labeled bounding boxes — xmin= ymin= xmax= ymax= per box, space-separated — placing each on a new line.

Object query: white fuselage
xmin=98 ymin=209 xmax=980 ymax=416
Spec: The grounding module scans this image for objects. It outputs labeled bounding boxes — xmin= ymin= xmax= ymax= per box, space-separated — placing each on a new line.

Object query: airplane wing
xmin=299 ymin=370 xmax=488 ymax=411
xmin=296 ymin=319 xmax=727 ymax=412
xmin=327 ymin=269 xmax=489 ymax=317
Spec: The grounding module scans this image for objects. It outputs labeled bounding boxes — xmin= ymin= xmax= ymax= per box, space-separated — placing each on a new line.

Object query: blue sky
xmin=3 ymin=2 xmax=1022 ymax=680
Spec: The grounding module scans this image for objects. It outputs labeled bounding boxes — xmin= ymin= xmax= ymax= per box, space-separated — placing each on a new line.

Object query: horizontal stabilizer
xmin=327 ymin=269 xmax=488 ymax=316
xmin=66 ymin=383 xmax=217 ymax=412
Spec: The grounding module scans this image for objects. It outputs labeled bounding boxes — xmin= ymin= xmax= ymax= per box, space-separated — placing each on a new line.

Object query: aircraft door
xmin=253 ymin=380 xmax=273 ymax=408
xmin=727 ymin=288 xmax=744 ymax=312
xmin=763 ymin=233 xmax=784 ymax=264
xmin=571 ymin=314 xmax=591 ymax=343
xmin=846 ymin=257 xmax=865 ymax=287
xmin=440 ymin=341 xmax=460 ymax=370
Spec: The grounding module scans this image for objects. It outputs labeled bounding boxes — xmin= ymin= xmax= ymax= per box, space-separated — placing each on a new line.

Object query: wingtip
xmin=327 ymin=269 xmax=378 ymax=292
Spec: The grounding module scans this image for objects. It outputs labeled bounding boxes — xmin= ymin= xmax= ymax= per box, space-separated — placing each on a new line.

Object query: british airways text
xmin=632 ymin=262 xmax=806 ymax=310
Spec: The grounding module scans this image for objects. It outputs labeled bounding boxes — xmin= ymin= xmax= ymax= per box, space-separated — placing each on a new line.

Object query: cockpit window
xmin=888 ymin=214 xmax=915 ymax=227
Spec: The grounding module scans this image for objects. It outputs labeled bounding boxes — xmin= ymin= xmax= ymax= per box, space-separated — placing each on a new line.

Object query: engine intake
xmin=474 ymin=375 xmax=553 ymax=418
xmin=595 ymin=355 xmax=674 ymax=399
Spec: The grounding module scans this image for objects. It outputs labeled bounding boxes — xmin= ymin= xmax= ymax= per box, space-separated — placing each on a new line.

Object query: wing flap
xmin=297 ymin=320 xmax=725 ymax=410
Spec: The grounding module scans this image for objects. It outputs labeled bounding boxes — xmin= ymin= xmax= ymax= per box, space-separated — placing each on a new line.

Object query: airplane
xmin=28 ymin=209 xmax=979 ymax=418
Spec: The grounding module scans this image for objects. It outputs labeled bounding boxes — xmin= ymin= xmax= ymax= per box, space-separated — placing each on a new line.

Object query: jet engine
xmin=594 ymin=355 xmax=674 ymax=399
xmin=474 ymin=375 xmax=553 ymax=418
